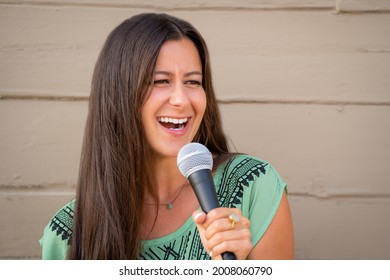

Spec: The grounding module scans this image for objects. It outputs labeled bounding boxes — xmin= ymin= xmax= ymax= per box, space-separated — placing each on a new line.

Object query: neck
xmin=152 ymin=156 xmax=187 ymax=202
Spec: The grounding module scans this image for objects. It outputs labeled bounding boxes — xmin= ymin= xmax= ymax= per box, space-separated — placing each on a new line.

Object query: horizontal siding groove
xmin=1 ymin=184 xmax=389 ymax=200
xmin=0 ymin=94 xmax=89 ymax=102
xmin=0 ymin=256 xmax=39 ymax=260
xmin=218 ymin=98 xmax=390 ymax=107
xmin=0 ymin=184 xmax=75 ymax=190
xmin=2 ymin=188 xmax=389 ymax=200
xmin=3 ymin=1 xmax=390 ymax=13
xmin=0 ymin=1 xmax=335 ymax=12
xmin=0 ymin=191 xmax=75 ymax=196
xmin=2 ymin=94 xmax=390 ymax=107
xmin=290 ymin=191 xmax=390 ymax=200
xmin=334 ymin=9 xmax=390 ymax=14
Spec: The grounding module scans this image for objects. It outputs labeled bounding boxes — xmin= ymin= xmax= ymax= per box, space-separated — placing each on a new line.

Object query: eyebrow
xmin=154 ymin=71 xmax=203 ymax=77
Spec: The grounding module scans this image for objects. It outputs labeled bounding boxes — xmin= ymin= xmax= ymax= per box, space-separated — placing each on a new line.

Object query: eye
xmin=185 ymin=80 xmax=202 ymax=88
xmin=153 ymin=79 xmax=170 ymax=87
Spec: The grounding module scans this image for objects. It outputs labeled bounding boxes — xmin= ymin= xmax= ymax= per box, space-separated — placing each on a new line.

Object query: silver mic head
xmin=177 ymin=143 xmax=213 ymax=178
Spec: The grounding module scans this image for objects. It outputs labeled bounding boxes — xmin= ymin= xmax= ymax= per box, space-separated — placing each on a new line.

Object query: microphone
xmin=177 ymin=142 xmax=236 ymax=260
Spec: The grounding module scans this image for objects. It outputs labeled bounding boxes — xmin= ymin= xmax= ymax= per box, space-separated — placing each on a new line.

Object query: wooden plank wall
xmin=0 ymin=0 xmax=389 ymax=259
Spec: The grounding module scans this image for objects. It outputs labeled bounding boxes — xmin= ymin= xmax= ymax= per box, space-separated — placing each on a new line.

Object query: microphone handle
xmin=188 ymin=170 xmax=236 ymax=260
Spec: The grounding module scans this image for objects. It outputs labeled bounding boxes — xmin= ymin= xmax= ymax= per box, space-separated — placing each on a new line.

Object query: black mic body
xmin=177 ymin=143 xmax=236 ymax=260
xmin=188 ymin=169 xmax=219 ymax=213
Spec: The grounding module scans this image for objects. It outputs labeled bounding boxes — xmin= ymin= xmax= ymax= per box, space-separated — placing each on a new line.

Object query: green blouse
xmin=40 ymin=155 xmax=287 ymax=260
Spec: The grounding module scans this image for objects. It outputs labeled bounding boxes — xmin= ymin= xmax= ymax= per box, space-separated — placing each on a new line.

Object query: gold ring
xmin=228 ymin=213 xmax=240 ymax=229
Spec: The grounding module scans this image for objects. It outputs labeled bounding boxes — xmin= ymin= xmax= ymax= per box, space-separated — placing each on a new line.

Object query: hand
xmin=192 ymin=208 xmax=252 ymax=260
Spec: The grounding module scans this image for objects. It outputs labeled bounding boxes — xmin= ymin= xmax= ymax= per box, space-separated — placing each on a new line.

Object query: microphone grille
xmin=177 ymin=143 xmax=213 ymax=178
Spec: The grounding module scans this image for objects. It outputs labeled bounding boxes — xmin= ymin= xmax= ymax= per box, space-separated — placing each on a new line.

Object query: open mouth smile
xmin=157 ymin=117 xmax=189 ymax=130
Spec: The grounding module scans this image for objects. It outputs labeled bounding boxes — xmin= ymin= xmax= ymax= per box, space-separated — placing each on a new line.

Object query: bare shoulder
xmin=248 ymin=192 xmax=294 ymax=259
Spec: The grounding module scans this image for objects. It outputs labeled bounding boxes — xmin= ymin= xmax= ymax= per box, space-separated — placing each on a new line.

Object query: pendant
xmin=166 ymin=203 xmax=173 ymax=210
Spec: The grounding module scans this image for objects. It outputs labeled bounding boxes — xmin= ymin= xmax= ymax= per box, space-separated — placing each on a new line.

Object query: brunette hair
xmin=68 ymin=13 xmax=229 ymax=259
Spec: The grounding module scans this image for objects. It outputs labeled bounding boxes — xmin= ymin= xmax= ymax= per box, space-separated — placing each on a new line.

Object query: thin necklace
xmin=145 ymin=180 xmax=188 ymax=210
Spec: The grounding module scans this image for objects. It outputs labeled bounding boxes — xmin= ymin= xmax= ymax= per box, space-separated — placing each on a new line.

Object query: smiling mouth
xmin=158 ymin=117 xmax=189 ymax=130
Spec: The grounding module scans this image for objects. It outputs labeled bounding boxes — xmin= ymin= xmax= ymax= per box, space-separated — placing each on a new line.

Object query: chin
xmin=152 ymin=143 xmax=186 ymax=159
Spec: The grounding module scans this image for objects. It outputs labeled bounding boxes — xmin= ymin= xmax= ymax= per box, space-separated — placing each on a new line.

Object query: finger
xmin=192 ymin=210 xmax=206 ymax=224
xmin=211 ymin=234 xmax=253 ymax=260
xmin=192 ymin=210 xmax=206 ymax=237
xmin=203 ymin=208 xmax=242 ymax=229
xmin=204 ymin=218 xmax=231 ymax=240
xmin=192 ymin=210 xmax=213 ymax=256
xmin=205 ymin=216 xmax=250 ymax=240
xmin=208 ymin=227 xmax=251 ymax=248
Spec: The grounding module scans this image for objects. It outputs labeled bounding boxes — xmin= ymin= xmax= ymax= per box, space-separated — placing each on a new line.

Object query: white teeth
xmin=158 ymin=117 xmax=188 ymax=124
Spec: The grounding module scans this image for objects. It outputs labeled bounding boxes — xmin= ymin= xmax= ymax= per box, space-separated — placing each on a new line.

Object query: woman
xmin=40 ymin=13 xmax=294 ymax=260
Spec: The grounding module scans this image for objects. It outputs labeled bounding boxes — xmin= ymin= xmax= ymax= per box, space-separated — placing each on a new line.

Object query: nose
xmin=169 ymin=83 xmax=189 ymax=107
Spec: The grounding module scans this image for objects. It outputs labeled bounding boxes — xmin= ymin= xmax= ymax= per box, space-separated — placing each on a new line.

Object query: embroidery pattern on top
xmin=49 ymin=204 xmax=74 ymax=245
xmin=218 ymin=157 xmax=268 ymax=208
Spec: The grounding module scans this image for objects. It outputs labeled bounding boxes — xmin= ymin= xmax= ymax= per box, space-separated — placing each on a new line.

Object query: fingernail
xmin=194 ymin=212 xmax=204 ymax=220
xmin=209 ymin=251 xmax=213 ymax=258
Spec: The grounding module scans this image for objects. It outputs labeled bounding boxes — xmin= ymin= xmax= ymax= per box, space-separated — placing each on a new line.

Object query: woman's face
xmin=141 ymin=38 xmax=206 ymax=159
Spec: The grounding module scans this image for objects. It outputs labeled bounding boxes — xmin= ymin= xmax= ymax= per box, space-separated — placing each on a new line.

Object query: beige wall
xmin=1 ymin=0 xmax=389 ymax=259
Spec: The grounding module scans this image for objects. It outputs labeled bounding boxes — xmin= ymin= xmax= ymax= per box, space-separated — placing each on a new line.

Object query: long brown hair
xmin=68 ymin=13 xmax=229 ymax=259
